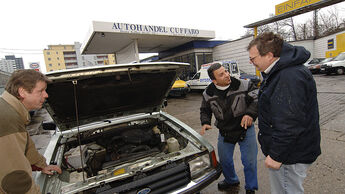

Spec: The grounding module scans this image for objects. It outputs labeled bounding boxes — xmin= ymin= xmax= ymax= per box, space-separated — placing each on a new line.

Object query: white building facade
xmin=0 ymin=59 xmax=16 ymax=73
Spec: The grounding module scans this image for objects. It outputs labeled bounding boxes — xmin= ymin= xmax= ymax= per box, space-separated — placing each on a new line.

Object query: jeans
xmin=269 ymin=163 xmax=311 ymax=194
xmin=217 ymin=125 xmax=258 ymax=190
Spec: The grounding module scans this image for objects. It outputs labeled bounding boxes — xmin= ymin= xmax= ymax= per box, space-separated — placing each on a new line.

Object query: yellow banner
xmin=275 ymin=0 xmax=321 ymax=15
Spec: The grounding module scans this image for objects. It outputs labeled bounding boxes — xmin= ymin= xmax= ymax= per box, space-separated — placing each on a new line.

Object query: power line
xmin=0 ymin=51 xmax=43 ymax=55
xmin=0 ymin=48 xmax=43 ymax=51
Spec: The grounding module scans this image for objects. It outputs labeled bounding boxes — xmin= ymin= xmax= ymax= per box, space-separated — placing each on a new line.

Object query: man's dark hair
xmin=247 ymin=32 xmax=284 ymax=57
xmin=207 ymin=63 xmax=222 ymax=80
xmin=5 ymin=69 xmax=51 ymax=99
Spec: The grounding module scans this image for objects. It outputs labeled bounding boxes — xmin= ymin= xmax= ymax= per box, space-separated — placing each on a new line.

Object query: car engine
xmin=58 ymin=118 xmax=187 ymax=183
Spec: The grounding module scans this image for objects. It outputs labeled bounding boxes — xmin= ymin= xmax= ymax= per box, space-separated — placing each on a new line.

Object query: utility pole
xmin=313 ymin=9 xmax=319 ymax=39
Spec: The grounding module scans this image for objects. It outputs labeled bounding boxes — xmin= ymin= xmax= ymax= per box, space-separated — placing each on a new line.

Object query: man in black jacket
xmin=200 ymin=63 xmax=258 ymax=194
xmin=247 ymin=32 xmax=321 ymax=194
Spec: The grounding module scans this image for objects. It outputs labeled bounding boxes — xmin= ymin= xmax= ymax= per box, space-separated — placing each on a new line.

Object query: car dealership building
xmin=80 ymin=20 xmax=345 ymax=80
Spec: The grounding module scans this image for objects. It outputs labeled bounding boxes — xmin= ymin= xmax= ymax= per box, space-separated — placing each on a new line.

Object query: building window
xmin=58 ymin=63 xmax=60 ymax=66
xmin=48 ymin=58 xmax=51 ymax=61
xmin=49 ymin=64 xmax=52 ymax=67
xmin=57 ymin=57 xmax=59 ymax=60
xmin=56 ymin=51 xmax=58 ymax=54
xmin=47 ymin=52 xmax=50 ymax=55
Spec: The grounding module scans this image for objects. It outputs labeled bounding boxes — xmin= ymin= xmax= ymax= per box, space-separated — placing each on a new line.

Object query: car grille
xmin=96 ymin=162 xmax=191 ymax=194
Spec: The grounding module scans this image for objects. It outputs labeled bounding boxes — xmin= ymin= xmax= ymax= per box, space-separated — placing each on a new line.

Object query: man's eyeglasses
xmin=249 ymin=55 xmax=259 ymax=63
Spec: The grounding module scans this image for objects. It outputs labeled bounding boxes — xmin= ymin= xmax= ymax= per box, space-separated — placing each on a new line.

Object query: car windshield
xmin=321 ymin=58 xmax=334 ymax=63
xmin=333 ymin=53 xmax=345 ymax=61
xmin=192 ymin=72 xmax=200 ymax=80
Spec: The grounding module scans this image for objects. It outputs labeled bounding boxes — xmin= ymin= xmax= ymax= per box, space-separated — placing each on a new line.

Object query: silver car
xmin=35 ymin=62 xmax=221 ymax=194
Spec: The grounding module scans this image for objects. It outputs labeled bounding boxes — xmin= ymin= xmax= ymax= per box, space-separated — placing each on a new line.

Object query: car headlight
xmin=188 ymin=154 xmax=211 ymax=178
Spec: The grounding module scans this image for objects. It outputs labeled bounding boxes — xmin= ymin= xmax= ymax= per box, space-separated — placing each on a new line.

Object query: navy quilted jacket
xmin=258 ymin=42 xmax=321 ymax=164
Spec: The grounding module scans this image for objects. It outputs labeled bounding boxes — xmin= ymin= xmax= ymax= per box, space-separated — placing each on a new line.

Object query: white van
xmin=186 ymin=61 xmax=241 ymax=90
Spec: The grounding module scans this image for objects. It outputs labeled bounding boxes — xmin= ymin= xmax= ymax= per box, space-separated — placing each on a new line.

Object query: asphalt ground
xmin=28 ymin=73 xmax=345 ymax=194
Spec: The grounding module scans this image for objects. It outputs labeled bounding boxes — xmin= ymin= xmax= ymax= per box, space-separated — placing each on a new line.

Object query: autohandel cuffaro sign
xmin=275 ymin=0 xmax=322 ymax=16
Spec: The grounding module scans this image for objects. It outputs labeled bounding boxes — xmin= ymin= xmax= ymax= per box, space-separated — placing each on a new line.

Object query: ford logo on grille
xmin=137 ymin=188 xmax=151 ymax=194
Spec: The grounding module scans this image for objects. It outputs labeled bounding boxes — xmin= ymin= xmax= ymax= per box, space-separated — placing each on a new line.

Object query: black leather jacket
xmin=200 ymin=77 xmax=258 ymax=143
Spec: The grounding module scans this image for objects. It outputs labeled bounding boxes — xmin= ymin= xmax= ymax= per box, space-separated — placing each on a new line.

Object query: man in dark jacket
xmin=200 ymin=63 xmax=258 ymax=194
xmin=247 ymin=32 xmax=321 ymax=194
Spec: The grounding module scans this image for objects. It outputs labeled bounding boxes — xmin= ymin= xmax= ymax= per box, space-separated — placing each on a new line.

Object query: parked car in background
xmin=35 ymin=62 xmax=221 ymax=194
xmin=169 ymin=78 xmax=190 ymax=97
xmin=308 ymin=58 xmax=334 ymax=74
xmin=240 ymin=70 xmax=261 ymax=86
xmin=321 ymin=52 xmax=345 ymax=75
xmin=303 ymin=58 xmax=325 ymax=68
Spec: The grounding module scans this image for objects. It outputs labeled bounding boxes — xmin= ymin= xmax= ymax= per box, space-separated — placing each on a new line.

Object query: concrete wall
xmin=323 ymin=31 xmax=345 ymax=58
xmin=289 ymin=30 xmax=345 ymax=59
xmin=290 ymin=40 xmax=315 ymax=59
xmin=213 ymin=36 xmax=256 ymax=74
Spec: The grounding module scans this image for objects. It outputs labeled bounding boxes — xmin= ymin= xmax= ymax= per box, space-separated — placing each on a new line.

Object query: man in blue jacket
xmin=247 ymin=32 xmax=321 ymax=194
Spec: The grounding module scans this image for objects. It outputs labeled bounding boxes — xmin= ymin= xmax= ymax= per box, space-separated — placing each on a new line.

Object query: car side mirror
xmin=42 ymin=122 xmax=56 ymax=131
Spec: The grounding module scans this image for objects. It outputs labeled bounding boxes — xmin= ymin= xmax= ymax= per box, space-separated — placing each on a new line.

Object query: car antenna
xmin=72 ymin=80 xmax=86 ymax=182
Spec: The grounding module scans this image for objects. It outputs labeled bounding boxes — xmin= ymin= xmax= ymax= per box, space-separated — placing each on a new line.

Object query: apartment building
xmin=43 ymin=42 xmax=116 ymax=72
xmin=0 ymin=58 xmax=16 ymax=73
xmin=5 ymin=55 xmax=24 ymax=70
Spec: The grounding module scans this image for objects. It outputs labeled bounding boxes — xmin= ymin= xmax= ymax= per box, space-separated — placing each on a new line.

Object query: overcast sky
xmin=1 ymin=0 xmax=344 ymax=72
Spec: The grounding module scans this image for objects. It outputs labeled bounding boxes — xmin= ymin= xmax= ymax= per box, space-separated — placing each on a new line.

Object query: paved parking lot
xmin=29 ymin=74 xmax=345 ymax=194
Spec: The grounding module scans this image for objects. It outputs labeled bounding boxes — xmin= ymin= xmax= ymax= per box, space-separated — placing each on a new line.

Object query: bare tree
xmin=318 ymin=6 xmax=343 ymax=36
xmin=241 ymin=4 xmax=345 ymax=41
xmin=280 ymin=17 xmax=297 ymax=41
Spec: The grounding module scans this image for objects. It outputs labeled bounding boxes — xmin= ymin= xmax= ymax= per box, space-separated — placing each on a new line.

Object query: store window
xmin=197 ymin=53 xmax=213 ymax=70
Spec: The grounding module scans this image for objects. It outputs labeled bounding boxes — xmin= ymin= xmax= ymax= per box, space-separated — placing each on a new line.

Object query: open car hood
xmin=44 ymin=62 xmax=189 ymax=131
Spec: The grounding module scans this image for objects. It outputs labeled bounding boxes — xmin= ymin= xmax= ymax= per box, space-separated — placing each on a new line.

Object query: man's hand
xmin=241 ymin=115 xmax=253 ymax=129
xmin=200 ymin=124 xmax=212 ymax=135
xmin=41 ymin=165 xmax=62 ymax=175
xmin=265 ymin=155 xmax=282 ymax=170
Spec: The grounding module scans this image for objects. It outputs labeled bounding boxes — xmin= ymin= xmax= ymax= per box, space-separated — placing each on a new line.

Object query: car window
xmin=192 ymin=72 xmax=200 ymax=80
xmin=230 ymin=62 xmax=239 ymax=74
xmin=321 ymin=58 xmax=334 ymax=63
xmin=333 ymin=53 xmax=345 ymax=61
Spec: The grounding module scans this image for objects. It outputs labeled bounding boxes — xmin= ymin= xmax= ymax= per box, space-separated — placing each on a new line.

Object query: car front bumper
xmin=169 ymin=87 xmax=190 ymax=96
xmin=320 ymin=66 xmax=336 ymax=74
xmin=171 ymin=164 xmax=222 ymax=194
